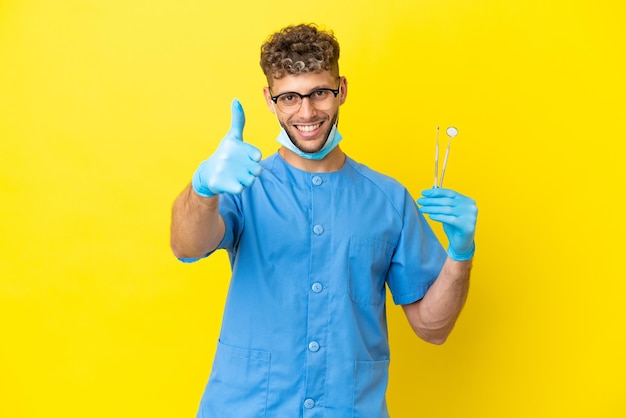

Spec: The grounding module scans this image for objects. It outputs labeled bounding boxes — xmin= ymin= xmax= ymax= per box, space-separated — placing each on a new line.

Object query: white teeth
xmin=296 ymin=123 xmax=321 ymax=133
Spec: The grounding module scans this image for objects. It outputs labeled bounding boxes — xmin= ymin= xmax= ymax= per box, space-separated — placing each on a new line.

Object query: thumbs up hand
xmin=192 ymin=99 xmax=263 ymax=197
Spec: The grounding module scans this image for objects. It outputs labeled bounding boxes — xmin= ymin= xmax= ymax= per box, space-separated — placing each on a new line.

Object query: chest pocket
xmin=348 ymin=237 xmax=394 ymax=305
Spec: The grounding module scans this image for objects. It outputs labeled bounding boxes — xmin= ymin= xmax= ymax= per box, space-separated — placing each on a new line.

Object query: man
xmin=171 ymin=23 xmax=477 ymax=418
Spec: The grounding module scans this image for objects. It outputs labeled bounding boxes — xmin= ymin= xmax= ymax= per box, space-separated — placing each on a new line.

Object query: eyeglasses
xmin=270 ymin=84 xmax=340 ymax=115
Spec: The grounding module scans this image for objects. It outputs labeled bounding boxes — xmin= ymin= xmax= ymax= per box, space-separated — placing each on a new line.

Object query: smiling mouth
xmin=295 ymin=122 xmax=322 ymax=133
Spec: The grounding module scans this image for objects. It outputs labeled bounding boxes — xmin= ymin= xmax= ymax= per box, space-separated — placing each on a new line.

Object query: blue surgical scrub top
xmin=194 ymin=153 xmax=446 ymax=418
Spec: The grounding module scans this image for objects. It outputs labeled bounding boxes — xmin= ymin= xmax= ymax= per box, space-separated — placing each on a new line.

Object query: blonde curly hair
xmin=260 ymin=24 xmax=340 ymax=83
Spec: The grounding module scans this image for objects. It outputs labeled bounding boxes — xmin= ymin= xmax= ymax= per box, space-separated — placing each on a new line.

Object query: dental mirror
xmin=437 ymin=126 xmax=458 ymax=187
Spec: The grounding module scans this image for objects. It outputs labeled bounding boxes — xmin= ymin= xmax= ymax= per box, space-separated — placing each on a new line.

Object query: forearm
xmin=170 ymin=184 xmax=225 ymax=259
xmin=403 ymin=257 xmax=472 ymax=344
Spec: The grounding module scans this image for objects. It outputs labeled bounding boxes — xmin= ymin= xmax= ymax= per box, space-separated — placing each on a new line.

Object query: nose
xmin=297 ymin=96 xmax=316 ymax=118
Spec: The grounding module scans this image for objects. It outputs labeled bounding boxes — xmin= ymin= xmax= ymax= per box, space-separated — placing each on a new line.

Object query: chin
xmin=294 ymin=140 xmax=326 ymax=154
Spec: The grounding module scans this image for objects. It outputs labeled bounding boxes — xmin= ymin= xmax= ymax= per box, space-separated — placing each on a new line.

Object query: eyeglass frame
xmin=269 ymin=81 xmax=342 ymax=114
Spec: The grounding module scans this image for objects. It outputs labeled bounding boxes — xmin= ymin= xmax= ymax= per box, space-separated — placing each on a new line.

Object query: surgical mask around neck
xmin=274 ymin=115 xmax=343 ymax=161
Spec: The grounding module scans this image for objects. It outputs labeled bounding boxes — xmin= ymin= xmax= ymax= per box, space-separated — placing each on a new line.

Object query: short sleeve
xmin=386 ymin=192 xmax=447 ymax=305
xmin=214 ymin=193 xmax=244 ymax=254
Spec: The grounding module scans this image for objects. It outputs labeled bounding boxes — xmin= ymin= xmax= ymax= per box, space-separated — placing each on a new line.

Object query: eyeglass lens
xmin=274 ymin=88 xmax=339 ymax=114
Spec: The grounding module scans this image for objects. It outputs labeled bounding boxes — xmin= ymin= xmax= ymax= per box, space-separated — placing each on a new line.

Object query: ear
xmin=339 ymin=76 xmax=348 ymax=105
xmin=263 ymin=86 xmax=276 ymax=113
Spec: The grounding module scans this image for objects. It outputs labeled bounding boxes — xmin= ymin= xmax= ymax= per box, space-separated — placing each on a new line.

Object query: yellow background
xmin=1 ymin=0 xmax=624 ymax=416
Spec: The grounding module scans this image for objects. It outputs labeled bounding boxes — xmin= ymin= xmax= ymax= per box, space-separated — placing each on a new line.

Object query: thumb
xmin=229 ymin=98 xmax=245 ymax=141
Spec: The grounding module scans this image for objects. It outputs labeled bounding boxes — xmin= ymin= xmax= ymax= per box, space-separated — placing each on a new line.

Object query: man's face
xmin=264 ymin=71 xmax=347 ymax=155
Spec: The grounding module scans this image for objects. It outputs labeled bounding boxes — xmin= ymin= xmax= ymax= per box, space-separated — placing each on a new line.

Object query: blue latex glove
xmin=417 ymin=188 xmax=478 ymax=261
xmin=192 ymin=99 xmax=263 ymax=197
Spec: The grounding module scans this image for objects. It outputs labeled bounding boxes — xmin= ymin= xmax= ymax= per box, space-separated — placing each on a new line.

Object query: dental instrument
xmin=434 ymin=126 xmax=458 ymax=188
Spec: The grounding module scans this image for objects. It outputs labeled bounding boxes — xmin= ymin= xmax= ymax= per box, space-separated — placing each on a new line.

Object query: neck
xmin=279 ymin=146 xmax=346 ymax=173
